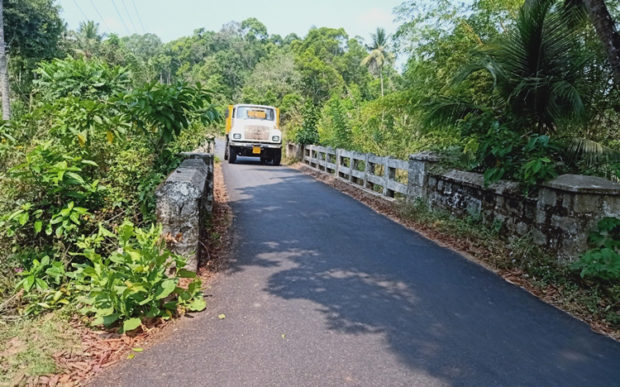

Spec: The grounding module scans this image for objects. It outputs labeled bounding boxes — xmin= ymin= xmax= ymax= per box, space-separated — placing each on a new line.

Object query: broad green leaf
xmin=66 ymin=172 xmax=85 ymax=184
xmin=34 ymin=221 xmax=43 ymax=234
xmin=138 ymin=296 xmax=153 ymax=305
xmin=155 ymin=279 xmax=176 ymax=300
xmin=35 ymin=278 xmax=48 ymax=290
xmin=22 ymin=276 xmax=35 ymax=292
xmin=188 ymin=297 xmax=206 ymax=312
xmin=77 ymin=133 xmax=86 ymax=146
xmin=93 ymin=313 xmax=120 ymax=327
xmin=122 ymin=318 xmax=142 ymax=332
xmin=18 ymin=212 xmax=29 ymax=226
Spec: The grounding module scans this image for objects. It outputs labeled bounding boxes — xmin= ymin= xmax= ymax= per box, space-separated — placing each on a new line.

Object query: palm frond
xmin=568 ymin=137 xmax=620 ymax=167
xmin=424 ymin=97 xmax=484 ymax=127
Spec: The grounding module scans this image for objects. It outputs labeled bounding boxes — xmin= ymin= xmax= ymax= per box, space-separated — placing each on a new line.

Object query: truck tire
xmin=228 ymin=146 xmax=237 ymax=164
xmin=224 ymin=141 xmax=229 ymax=160
xmin=273 ymin=149 xmax=281 ymax=166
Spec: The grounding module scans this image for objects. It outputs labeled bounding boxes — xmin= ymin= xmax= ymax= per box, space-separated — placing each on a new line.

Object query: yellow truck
xmin=224 ymin=104 xmax=282 ymax=165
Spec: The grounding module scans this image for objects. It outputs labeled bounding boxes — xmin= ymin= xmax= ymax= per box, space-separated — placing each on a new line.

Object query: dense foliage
xmin=0 ymin=52 xmax=217 ymax=330
xmin=1 ymin=0 xmax=619 ymax=331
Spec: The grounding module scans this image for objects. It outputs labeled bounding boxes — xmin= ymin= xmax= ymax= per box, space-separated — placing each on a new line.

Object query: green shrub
xmin=34 ymin=57 xmax=130 ymax=101
xmin=0 ymin=55 xmax=218 ymax=325
xmin=69 ymin=222 xmax=206 ymax=332
xmin=14 ymin=255 xmax=71 ymax=316
xmin=123 ymin=81 xmax=219 ymax=156
xmin=474 ymin=123 xmax=559 ymax=191
xmin=572 ymin=217 xmax=620 ymax=282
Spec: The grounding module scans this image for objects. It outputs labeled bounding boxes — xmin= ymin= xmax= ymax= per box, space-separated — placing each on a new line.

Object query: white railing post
xmin=363 ymin=153 xmax=370 ymax=187
xmin=382 ymin=157 xmax=390 ymax=196
xmin=335 ymin=148 xmax=341 ymax=177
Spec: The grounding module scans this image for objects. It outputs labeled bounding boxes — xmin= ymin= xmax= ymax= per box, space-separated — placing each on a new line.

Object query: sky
xmin=57 ymin=0 xmax=404 ymax=43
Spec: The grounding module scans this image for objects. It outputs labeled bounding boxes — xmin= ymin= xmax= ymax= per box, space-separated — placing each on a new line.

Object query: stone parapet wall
xmin=155 ymin=152 xmax=214 ymax=271
xmin=303 ymin=144 xmax=620 ymax=262
xmin=286 ymin=142 xmax=303 ymax=160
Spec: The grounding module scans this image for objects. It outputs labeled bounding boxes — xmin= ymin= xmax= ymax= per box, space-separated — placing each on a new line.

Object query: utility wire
xmin=120 ymin=0 xmax=138 ymax=34
xmin=71 ymin=0 xmax=89 ymax=23
xmin=88 ymin=0 xmax=113 ymax=33
xmin=130 ymin=0 xmax=146 ymax=33
xmin=110 ymin=0 xmax=131 ymax=34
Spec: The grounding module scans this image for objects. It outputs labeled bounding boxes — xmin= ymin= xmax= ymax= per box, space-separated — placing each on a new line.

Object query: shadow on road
xmin=224 ymin=165 xmax=620 ymax=386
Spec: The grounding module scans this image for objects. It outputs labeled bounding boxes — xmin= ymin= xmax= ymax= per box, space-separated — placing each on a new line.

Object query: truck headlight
xmin=272 ymin=135 xmax=280 ymax=142
xmin=232 ymin=133 xmax=241 ymax=140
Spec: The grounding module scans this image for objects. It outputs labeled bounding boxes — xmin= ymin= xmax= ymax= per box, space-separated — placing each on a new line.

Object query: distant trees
xmin=1 ymin=0 xmax=618 ymax=180
xmin=361 ymin=28 xmax=394 ymax=97
xmin=71 ymin=21 xmax=103 ymax=58
xmin=3 ymin=0 xmax=65 ymax=98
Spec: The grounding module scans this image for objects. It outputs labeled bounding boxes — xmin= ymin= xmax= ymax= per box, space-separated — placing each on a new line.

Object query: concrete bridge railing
xmin=304 ymin=145 xmax=409 ymax=198
xmin=302 ymin=144 xmax=620 ymax=262
xmin=155 ymin=152 xmax=214 ymax=271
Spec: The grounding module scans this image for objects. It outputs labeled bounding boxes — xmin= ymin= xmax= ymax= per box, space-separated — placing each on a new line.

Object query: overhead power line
xmin=110 ymin=0 xmax=131 ymax=34
xmin=71 ymin=0 xmax=89 ymax=22
xmin=130 ymin=0 xmax=146 ymax=33
xmin=88 ymin=0 xmax=112 ymax=33
xmin=120 ymin=0 xmax=138 ymax=34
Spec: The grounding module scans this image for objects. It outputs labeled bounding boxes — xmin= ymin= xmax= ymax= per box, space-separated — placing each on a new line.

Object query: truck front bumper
xmin=229 ymin=140 xmax=281 ymax=149
xmin=229 ymin=141 xmax=282 ymax=157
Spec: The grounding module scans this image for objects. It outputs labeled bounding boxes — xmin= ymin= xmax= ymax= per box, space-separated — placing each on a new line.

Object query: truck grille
xmin=244 ymin=126 xmax=269 ymax=141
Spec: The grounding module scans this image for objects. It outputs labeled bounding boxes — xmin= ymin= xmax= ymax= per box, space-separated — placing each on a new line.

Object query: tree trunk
xmin=379 ymin=66 xmax=384 ymax=97
xmin=0 ymin=0 xmax=10 ymax=120
xmin=582 ymin=0 xmax=620 ymax=85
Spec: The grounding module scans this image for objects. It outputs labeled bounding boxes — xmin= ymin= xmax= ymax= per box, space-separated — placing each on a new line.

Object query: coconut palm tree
xmin=361 ymin=28 xmax=394 ymax=97
xmin=430 ymin=0 xmax=591 ymax=133
xmin=72 ymin=21 xmax=103 ymax=58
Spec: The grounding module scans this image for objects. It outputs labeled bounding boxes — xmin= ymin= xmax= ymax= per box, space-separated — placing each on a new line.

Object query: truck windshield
xmin=236 ymin=106 xmax=275 ymax=121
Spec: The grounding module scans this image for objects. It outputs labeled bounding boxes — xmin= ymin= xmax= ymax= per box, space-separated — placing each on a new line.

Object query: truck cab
xmin=224 ymin=104 xmax=282 ymax=165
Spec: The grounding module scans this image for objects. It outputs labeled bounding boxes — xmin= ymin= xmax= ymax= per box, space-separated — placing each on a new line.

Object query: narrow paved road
xmin=94 ymin=142 xmax=620 ymax=386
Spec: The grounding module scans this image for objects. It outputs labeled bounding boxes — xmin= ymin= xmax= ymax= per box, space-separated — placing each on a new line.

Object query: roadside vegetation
xmin=0 ymin=2 xmax=221 ymax=382
xmin=0 ymin=0 xmax=619 ymax=381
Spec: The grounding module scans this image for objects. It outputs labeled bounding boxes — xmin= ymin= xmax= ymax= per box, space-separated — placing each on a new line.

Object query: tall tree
xmin=3 ymin=0 xmax=65 ymax=98
xmin=72 ymin=21 xmax=103 ymax=58
xmin=0 ymin=0 xmax=9 ymax=120
xmin=580 ymin=0 xmax=620 ymax=84
xmin=361 ymin=28 xmax=393 ymax=97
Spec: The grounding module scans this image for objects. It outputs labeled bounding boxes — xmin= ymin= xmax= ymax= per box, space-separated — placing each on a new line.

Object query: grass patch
xmin=0 ymin=309 xmax=80 ymax=385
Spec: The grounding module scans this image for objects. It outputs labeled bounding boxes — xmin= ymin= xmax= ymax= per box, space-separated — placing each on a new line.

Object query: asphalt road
xmin=93 ymin=141 xmax=620 ymax=386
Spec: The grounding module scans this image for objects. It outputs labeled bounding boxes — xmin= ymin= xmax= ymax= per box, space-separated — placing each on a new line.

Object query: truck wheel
xmin=224 ymin=142 xmax=229 ymax=160
xmin=273 ymin=149 xmax=281 ymax=166
xmin=228 ymin=146 xmax=237 ymax=164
